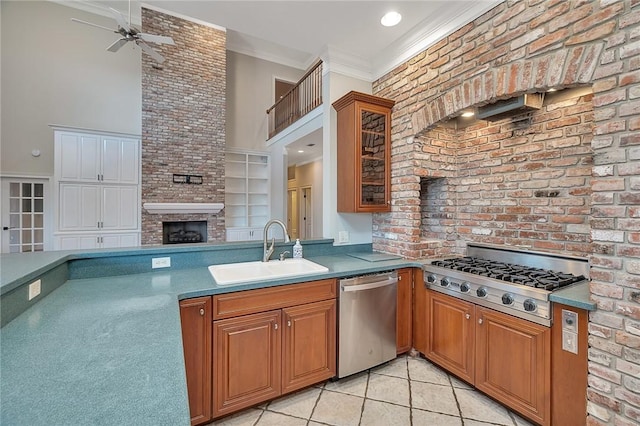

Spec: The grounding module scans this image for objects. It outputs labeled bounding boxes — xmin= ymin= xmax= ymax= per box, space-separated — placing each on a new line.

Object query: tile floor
xmin=208 ymin=354 xmax=536 ymax=426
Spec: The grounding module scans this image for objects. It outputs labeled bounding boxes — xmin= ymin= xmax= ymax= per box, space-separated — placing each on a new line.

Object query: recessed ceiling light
xmin=461 ymin=111 xmax=475 ymax=118
xmin=547 ymin=88 xmax=558 ymax=92
xmin=381 ymin=11 xmax=402 ymax=27
xmin=298 ymin=150 xmax=304 ymax=153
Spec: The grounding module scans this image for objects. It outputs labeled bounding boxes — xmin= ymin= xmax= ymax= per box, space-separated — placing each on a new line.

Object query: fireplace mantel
xmin=143 ymin=203 xmax=224 ymax=214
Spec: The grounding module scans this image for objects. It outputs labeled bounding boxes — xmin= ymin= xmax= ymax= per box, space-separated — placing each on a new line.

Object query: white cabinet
xmin=53 ymin=129 xmax=140 ymax=250
xmin=226 ymin=227 xmax=263 ymax=241
xmin=56 ymin=232 xmax=139 ymax=250
xmin=225 ymin=150 xmax=270 ymax=241
xmin=58 ymin=184 xmax=138 ymax=231
xmin=55 ymin=132 xmax=139 ymax=184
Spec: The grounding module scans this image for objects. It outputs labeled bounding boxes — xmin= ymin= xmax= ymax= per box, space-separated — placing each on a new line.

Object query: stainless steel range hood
xmin=477 ymin=93 xmax=544 ymax=121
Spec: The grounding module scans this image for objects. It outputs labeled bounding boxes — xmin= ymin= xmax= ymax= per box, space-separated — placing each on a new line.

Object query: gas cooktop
xmin=431 ymin=257 xmax=586 ymax=291
xmin=423 ymin=244 xmax=590 ymax=326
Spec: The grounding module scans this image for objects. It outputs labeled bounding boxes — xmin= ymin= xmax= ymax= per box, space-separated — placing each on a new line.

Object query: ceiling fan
xmin=71 ymin=1 xmax=175 ymax=64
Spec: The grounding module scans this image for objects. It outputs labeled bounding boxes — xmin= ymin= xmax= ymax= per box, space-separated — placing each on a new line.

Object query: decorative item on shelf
xmin=173 ymin=174 xmax=203 ymax=184
xmin=293 ymin=239 xmax=303 ymax=258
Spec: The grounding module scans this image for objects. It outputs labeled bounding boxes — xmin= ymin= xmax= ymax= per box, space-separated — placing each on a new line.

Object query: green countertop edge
xmin=549 ymin=282 xmax=596 ymax=311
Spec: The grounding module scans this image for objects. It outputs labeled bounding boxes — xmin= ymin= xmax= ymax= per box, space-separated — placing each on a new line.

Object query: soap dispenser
xmin=293 ymin=239 xmax=303 ymax=258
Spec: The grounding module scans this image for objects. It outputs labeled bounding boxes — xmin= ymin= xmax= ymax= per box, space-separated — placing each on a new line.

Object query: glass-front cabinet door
xmin=333 ymin=91 xmax=395 ymax=213
xmin=360 ymin=107 xmax=389 ymax=209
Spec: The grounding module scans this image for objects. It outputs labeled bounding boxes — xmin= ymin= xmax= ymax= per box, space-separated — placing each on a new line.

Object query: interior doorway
xmin=1 ymin=177 xmax=50 ymax=253
xmin=275 ymin=79 xmax=295 ymax=102
xmin=287 ymin=188 xmax=299 ymax=240
xmin=300 ymin=186 xmax=312 ymax=240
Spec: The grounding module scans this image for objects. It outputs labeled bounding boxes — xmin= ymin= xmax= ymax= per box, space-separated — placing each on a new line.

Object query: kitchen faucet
xmin=263 ymin=219 xmax=290 ymax=262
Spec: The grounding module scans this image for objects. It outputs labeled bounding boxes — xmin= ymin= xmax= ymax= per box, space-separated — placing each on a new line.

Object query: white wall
xmin=0 ymin=1 xmax=141 ymax=177
xmin=226 ymin=51 xmax=304 ymax=152
xmin=323 ymin=71 xmax=373 ymax=245
xmin=289 ymin=160 xmax=323 ymax=239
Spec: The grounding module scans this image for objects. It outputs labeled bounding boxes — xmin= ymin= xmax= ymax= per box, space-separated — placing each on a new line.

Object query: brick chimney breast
xmin=141 ymin=8 xmax=226 ymax=245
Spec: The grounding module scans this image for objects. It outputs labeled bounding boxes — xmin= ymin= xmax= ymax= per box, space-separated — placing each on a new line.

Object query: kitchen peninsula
xmin=1 ymin=240 xmax=593 ymax=425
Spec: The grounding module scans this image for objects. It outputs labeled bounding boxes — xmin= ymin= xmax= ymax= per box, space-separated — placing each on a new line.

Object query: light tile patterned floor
xmin=209 ymin=355 xmax=536 ymax=426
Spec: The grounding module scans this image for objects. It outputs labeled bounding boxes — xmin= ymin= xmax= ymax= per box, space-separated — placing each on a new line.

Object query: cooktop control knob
xmin=426 ymin=274 xmax=437 ymax=283
xmin=502 ymin=293 xmax=514 ymax=305
xmin=440 ymin=278 xmax=451 ymax=287
xmin=460 ymin=282 xmax=470 ymax=293
xmin=476 ymin=287 xmax=488 ymax=298
xmin=523 ymin=299 xmax=537 ymax=312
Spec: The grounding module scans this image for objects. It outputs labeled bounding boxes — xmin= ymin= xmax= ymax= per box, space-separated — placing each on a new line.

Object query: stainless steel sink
xmin=208 ymin=258 xmax=329 ymax=285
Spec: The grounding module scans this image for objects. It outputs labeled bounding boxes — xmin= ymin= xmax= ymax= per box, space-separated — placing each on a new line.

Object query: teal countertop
xmin=0 ymin=245 xmax=418 ymax=426
xmin=549 ymin=281 xmax=596 ymax=311
xmin=0 ymin=244 xmax=594 ymax=425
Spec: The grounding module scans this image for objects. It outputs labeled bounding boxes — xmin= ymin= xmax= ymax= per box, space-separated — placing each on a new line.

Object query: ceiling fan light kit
xmin=71 ymin=1 xmax=175 ymax=64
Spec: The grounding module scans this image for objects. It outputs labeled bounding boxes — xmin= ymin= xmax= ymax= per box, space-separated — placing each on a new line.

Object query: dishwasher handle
xmin=341 ymin=276 xmax=398 ymax=292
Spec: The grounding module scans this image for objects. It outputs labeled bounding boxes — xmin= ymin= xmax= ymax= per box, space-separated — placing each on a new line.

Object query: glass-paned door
xmin=1 ymin=179 xmax=47 ymax=253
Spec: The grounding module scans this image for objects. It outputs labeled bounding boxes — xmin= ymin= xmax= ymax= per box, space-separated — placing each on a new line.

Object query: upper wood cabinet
xmin=333 ymin=91 xmax=395 ymax=213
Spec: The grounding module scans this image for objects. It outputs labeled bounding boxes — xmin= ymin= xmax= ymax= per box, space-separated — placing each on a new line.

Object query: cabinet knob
xmin=478 ymin=318 xmax=483 ymax=324
xmin=199 ymin=308 xmax=205 ymax=316
xmin=465 ymin=313 xmax=470 ymax=320
xmin=287 ymin=320 xmax=291 ymax=327
xmin=274 ymin=323 xmax=278 ymax=330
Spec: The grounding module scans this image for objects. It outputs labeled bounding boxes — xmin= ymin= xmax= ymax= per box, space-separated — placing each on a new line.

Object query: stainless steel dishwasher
xmin=338 ymin=271 xmax=398 ymax=378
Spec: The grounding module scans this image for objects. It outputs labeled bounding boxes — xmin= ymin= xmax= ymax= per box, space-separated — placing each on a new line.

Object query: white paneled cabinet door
xmin=101 ymin=233 xmax=138 ymax=248
xmin=59 ymin=184 xmax=100 ymax=231
xmin=102 ymin=137 xmax=139 ymax=184
xmin=102 ymin=186 xmax=138 ymax=230
xmin=55 ymin=132 xmax=101 ymax=182
xmin=57 ymin=234 xmax=100 ymax=250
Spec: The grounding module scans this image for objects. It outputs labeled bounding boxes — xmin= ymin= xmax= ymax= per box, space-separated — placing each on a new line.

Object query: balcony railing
xmin=267 ymin=60 xmax=323 ymax=139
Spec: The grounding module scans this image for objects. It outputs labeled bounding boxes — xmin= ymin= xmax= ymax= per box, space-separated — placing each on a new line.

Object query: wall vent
xmin=477 ymin=93 xmax=544 ymax=121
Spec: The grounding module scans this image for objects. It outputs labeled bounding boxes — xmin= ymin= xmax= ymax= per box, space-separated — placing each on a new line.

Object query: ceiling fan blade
xmin=71 ymin=18 xmax=116 ymax=33
xmin=137 ymin=41 xmax=165 ymax=64
xmin=107 ymin=38 xmax=129 ymax=53
xmin=138 ymin=33 xmax=175 ymax=45
xmin=109 ymin=7 xmax=131 ymax=33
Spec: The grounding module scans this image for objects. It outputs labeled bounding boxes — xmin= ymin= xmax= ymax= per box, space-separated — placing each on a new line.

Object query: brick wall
xmin=372 ymin=1 xmax=640 ymax=424
xmin=141 ymin=8 xmax=226 ymax=245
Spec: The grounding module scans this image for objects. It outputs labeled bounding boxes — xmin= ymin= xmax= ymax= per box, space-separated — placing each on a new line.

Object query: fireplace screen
xmin=162 ymin=221 xmax=207 ymax=244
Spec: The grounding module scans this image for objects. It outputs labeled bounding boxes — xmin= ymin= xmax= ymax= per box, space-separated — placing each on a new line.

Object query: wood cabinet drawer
xmin=213 ymin=279 xmax=337 ymax=320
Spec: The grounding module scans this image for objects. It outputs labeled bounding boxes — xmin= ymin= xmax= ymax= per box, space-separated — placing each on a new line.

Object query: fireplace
xmin=162 ymin=221 xmax=207 ymax=244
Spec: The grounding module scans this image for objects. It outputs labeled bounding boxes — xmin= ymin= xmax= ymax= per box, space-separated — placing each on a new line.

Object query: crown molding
xmin=319 ymin=45 xmax=373 ymax=82
xmin=373 ymin=1 xmax=503 ymax=79
xmin=140 ymin=3 xmax=226 ymax=31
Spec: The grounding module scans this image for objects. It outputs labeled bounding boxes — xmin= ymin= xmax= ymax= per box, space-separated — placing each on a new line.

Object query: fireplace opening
xmin=162 ymin=221 xmax=207 ymax=244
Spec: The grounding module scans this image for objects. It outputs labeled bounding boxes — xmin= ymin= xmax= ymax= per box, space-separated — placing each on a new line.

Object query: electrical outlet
xmin=562 ymin=330 xmax=578 ymax=354
xmin=28 ymin=279 xmax=41 ymax=301
xmin=152 ymin=257 xmax=171 ymax=269
xmin=338 ymin=231 xmax=349 ymax=244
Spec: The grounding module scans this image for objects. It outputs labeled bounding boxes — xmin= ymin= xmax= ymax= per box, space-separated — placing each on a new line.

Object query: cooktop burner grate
xmin=431 ymin=256 xmax=585 ymax=291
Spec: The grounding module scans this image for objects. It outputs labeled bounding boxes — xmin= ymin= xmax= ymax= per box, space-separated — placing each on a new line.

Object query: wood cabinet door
xmin=213 ymin=310 xmax=281 ymax=418
xmin=282 ymin=299 xmax=336 ymax=394
xmin=412 ymin=268 xmax=428 ymax=355
xmin=426 ymin=291 xmax=475 ymax=384
xmin=475 ymin=307 xmax=551 ymax=426
xmin=179 ymin=297 xmax=212 ymax=425
xmin=396 ymin=268 xmax=413 ymax=354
